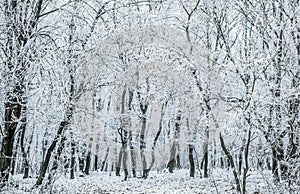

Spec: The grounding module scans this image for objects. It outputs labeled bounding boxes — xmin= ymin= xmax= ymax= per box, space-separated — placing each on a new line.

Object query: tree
xmin=0 ymin=0 xmax=57 ymax=184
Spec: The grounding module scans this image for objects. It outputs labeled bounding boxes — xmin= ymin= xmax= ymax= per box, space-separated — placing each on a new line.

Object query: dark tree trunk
xmin=167 ymin=142 xmax=176 ymax=173
xmin=94 ymin=155 xmax=98 ymax=171
xmin=176 ymin=154 xmax=181 ymax=169
xmin=188 ymin=145 xmax=195 ymax=177
xmin=1 ymin=93 xmax=23 ymax=183
xmin=220 ymin=132 xmax=241 ymax=193
xmin=47 ymin=136 xmax=66 ymax=185
xmin=203 ymin=147 xmax=208 ymax=178
xmin=116 ymin=145 xmax=123 ymax=176
xmin=84 ymin=151 xmax=91 ymax=175
xmin=35 ymin=120 xmax=68 ymax=186
xmin=79 ymin=157 xmax=84 ymax=175
xmin=70 ymin=141 xmax=76 ymax=179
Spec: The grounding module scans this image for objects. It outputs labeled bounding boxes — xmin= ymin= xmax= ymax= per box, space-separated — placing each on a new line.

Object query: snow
xmin=2 ymin=169 xmax=295 ymax=194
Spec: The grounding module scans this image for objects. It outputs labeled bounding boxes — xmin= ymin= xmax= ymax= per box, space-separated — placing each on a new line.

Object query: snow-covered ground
xmin=1 ymin=169 xmax=299 ymax=193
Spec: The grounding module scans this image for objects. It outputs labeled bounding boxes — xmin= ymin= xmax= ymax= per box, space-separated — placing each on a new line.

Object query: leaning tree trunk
xmin=101 ymin=147 xmax=110 ymax=171
xmin=142 ymin=102 xmax=166 ymax=179
xmin=35 ymin=118 xmax=70 ymax=186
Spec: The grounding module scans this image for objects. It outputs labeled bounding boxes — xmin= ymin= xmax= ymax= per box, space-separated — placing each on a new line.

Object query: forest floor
xmin=1 ymin=169 xmax=299 ymax=193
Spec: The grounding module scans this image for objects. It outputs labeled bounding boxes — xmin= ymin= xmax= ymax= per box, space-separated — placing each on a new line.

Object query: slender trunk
xmin=203 ymin=146 xmax=208 ymax=178
xmin=35 ymin=120 xmax=68 ymax=186
xmin=203 ymin=126 xmax=209 ymax=178
xmin=129 ymin=134 xmax=136 ymax=177
xmin=11 ymin=130 xmax=21 ymax=176
xmin=140 ymin=116 xmax=148 ymax=178
xmin=47 ymin=136 xmax=66 ymax=185
xmin=188 ymin=145 xmax=195 ymax=177
xmin=23 ymin=131 xmax=33 ymax=179
xmin=242 ymin=130 xmax=251 ymax=194
xmin=101 ymin=148 xmax=109 ymax=171
xmin=94 ymin=155 xmax=98 ymax=171
xmin=20 ymin=108 xmax=29 ymax=179
xmin=123 ymin=148 xmax=128 ymax=181
xmin=143 ymin=102 xmax=166 ymax=178
xmin=79 ymin=157 xmax=84 ymax=175
xmin=70 ymin=140 xmax=76 ymax=179
xmin=220 ymin=132 xmax=241 ymax=193
xmin=167 ymin=113 xmax=180 ymax=173
xmin=84 ymin=151 xmax=91 ymax=175
xmin=94 ymin=143 xmax=99 ymax=171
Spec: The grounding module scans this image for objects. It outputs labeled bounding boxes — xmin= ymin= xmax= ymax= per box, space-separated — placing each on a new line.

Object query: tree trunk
xmin=220 ymin=132 xmax=241 ymax=193
xmin=167 ymin=113 xmax=180 ymax=173
xmin=35 ymin=120 xmax=68 ymax=186
xmin=101 ymin=147 xmax=109 ymax=171
xmin=167 ymin=143 xmax=176 ymax=173
xmin=94 ymin=155 xmax=98 ymax=171
xmin=129 ymin=138 xmax=136 ymax=177
xmin=1 ymin=0 xmax=44 ymax=184
xmin=1 ymin=94 xmax=23 ymax=183
xmin=70 ymin=140 xmax=76 ymax=179
xmin=140 ymin=115 xmax=148 ymax=178
xmin=20 ymin=107 xmax=30 ymax=179
xmin=188 ymin=145 xmax=195 ymax=177
xmin=47 ymin=135 xmax=66 ymax=185
xmin=116 ymin=147 xmax=122 ymax=176
xmin=84 ymin=151 xmax=91 ymax=175
xmin=123 ymin=149 xmax=128 ymax=181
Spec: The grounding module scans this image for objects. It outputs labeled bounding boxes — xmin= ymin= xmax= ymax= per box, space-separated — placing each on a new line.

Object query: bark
xmin=242 ymin=130 xmax=251 ymax=194
xmin=101 ymin=148 xmax=109 ymax=171
xmin=116 ymin=147 xmax=122 ymax=176
xmin=167 ymin=143 xmax=176 ymax=173
xmin=220 ymin=132 xmax=241 ymax=193
xmin=35 ymin=120 xmax=68 ymax=186
xmin=140 ymin=115 xmax=148 ymax=178
xmin=70 ymin=141 xmax=76 ymax=179
xmin=1 ymin=90 xmax=23 ymax=183
xmin=19 ymin=106 xmax=30 ymax=179
xmin=203 ymin=127 xmax=209 ymax=178
xmin=94 ymin=144 xmax=99 ymax=171
xmin=47 ymin=135 xmax=66 ymax=185
xmin=84 ymin=151 xmax=91 ymax=175
xmin=129 ymin=133 xmax=136 ymax=177
xmin=116 ymin=87 xmax=130 ymax=179
xmin=188 ymin=145 xmax=195 ymax=177
xmin=123 ymin=149 xmax=128 ymax=181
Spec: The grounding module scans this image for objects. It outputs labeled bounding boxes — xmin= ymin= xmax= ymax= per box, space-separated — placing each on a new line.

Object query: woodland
xmin=0 ymin=0 xmax=299 ymax=193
